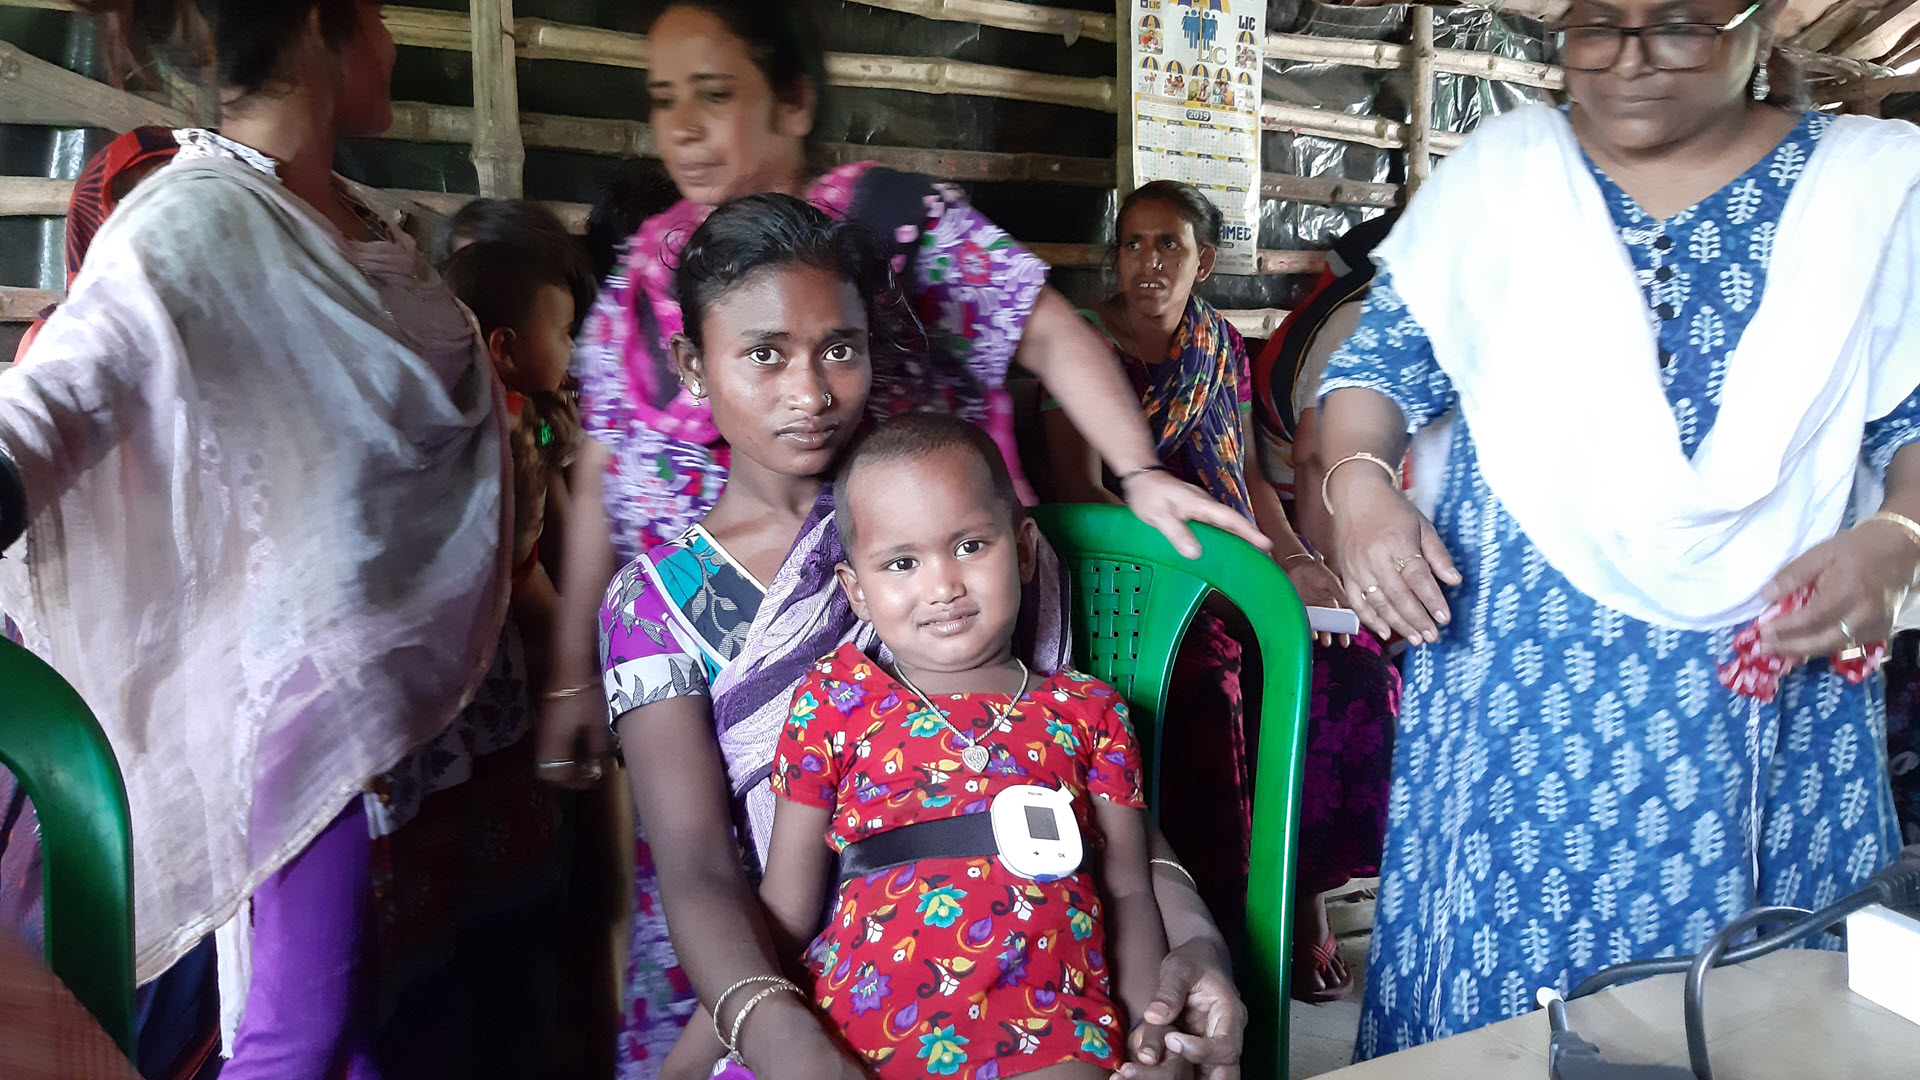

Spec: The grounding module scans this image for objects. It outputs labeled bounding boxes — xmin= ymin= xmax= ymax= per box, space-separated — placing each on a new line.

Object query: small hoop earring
xmin=1751 ymin=55 xmax=1771 ymax=101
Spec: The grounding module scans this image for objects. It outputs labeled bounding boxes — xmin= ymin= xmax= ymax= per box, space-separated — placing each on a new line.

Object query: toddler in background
xmin=729 ymin=413 xmax=1180 ymax=1080
xmin=443 ymin=221 xmax=594 ymax=687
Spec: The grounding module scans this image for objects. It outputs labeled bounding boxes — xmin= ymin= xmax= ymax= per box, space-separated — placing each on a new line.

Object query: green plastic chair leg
xmin=0 ymin=637 xmax=136 ymax=1056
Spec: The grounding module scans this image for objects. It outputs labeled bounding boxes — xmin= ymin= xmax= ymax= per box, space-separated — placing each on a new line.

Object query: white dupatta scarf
xmin=0 ymin=142 xmax=509 ymax=988
xmin=1375 ymin=105 xmax=1920 ymax=630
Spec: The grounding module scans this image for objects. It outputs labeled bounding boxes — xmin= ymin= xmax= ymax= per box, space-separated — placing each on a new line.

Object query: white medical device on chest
xmin=989 ymin=783 xmax=1084 ymax=881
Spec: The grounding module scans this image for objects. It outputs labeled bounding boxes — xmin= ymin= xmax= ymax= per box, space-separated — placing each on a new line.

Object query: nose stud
xmin=822 ymin=391 xmax=834 ymax=408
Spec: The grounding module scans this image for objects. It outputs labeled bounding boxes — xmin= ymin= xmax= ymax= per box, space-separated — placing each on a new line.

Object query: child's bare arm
xmin=759 ymin=796 xmax=839 ymax=964
xmin=1093 ymin=798 xmax=1169 ymax=1029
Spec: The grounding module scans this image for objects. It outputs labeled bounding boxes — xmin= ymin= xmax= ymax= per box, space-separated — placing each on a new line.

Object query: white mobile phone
xmin=1307 ymin=606 xmax=1361 ymax=636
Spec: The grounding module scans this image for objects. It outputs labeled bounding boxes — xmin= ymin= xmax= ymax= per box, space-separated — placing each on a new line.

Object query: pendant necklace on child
xmin=892 ymin=660 xmax=1029 ymax=773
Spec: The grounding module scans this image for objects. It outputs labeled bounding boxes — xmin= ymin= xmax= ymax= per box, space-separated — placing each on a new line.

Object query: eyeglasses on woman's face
xmin=1556 ymin=1 xmax=1760 ymax=72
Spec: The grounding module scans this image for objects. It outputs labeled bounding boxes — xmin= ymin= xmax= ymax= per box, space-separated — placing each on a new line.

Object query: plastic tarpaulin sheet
xmin=0 ymin=1 xmax=1553 ymax=324
xmin=1199 ymin=0 xmax=1554 ymax=312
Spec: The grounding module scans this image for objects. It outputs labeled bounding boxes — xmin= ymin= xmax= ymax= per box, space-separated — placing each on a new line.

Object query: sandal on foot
xmin=1290 ymin=929 xmax=1352 ymax=1004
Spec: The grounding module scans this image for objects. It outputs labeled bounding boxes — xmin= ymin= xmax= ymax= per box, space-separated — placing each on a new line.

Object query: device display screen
xmin=1025 ymin=805 xmax=1060 ymax=841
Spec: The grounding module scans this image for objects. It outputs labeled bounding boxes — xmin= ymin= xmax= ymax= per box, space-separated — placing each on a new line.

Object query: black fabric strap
xmin=836 ymin=812 xmax=998 ymax=883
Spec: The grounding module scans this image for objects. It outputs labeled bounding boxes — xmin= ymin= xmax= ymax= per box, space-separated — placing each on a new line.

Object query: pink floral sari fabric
xmin=575 ymin=164 xmax=1044 ymax=568
xmin=573 ymin=164 xmax=1049 ymax=1078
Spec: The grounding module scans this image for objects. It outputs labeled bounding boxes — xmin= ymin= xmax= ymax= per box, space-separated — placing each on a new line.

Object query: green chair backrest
xmin=0 ymin=637 xmax=136 ymax=1056
xmin=1031 ymin=503 xmax=1312 ymax=1080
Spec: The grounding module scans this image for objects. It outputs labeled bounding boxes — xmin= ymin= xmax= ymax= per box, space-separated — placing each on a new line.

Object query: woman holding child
xmin=599 ymin=193 xmax=1239 ymax=1080
xmin=1315 ymin=0 xmax=1920 ymax=1056
xmin=537 ymin=2 xmax=1258 ymax=1074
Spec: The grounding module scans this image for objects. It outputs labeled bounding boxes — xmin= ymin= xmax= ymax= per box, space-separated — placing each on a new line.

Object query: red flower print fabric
xmin=770 ymin=643 xmax=1145 ymax=1079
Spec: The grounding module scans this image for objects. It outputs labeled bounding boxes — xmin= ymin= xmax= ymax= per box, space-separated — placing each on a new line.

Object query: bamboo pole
xmin=0 ymin=34 xmax=1404 ymax=213
xmin=827 ymin=54 xmax=1116 ymax=111
xmin=1263 ymin=31 xmax=1565 ymax=91
xmin=1259 ymin=102 xmax=1404 ymax=151
xmin=1261 ymin=172 xmax=1400 ymax=209
xmin=515 ymin=18 xmax=646 ymax=67
xmin=1113 ymin=0 xmax=1133 ymax=200
xmin=1220 ymin=308 xmax=1291 ymax=339
xmin=1257 ymin=250 xmax=1330 ymax=276
xmin=850 ymin=0 xmax=1116 ymax=44
xmin=1025 ymin=243 xmax=1327 ymax=274
xmin=1407 ymin=7 xmax=1437 ymax=195
xmin=384 ymin=6 xmax=475 ymax=52
xmin=469 ymin=0 xmax=525 ymax=198
xmin=1260 ymin=102 xmax=1463 ymax=156
xmin=0 ymin=40 xmax=189 ymax=131
xmin=389 ymin=101 xmax=1124 ymax=187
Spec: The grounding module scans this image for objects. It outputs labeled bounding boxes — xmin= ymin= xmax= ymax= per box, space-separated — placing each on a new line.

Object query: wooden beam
xmin=1837 ymin=3 xmax=1920 ymax=60
xmin=849 ymin=0 xmax=1115 ymax=45
xmin=1781 ymin=44 xmax=1894 ymax=80
xmin=0 ymin=40 xmax=188 ymax=132
xmin=0 ymin=176 xmax=72 ymax=215
xmin=469 ymin=0 xmax=526 ymax=198
xmin=1407 ymin=8 xmax=1437 ymax=196
xmin=0 ymin=287 xmax=59 ymax=321
xmin=1859 ymin=71 xmax=1920 ymax=99
xmin=1790 ymin=0 xmax=1891 ymax=51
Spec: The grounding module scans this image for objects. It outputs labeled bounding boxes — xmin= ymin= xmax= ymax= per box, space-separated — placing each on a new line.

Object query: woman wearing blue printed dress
xmin=1314 ymin=0 xmax=1920 ymax=1057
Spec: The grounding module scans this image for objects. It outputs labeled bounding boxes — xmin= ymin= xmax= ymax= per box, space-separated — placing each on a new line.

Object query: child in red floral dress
xmin=757 ymin=413 xmax=1179 ymax=1080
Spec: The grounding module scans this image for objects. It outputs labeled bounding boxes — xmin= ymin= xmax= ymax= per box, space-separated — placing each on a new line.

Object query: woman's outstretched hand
xmin=1329 ymin=469 xmax=1459 ymax=644
xmin=1759 ymin=521 xmax=1920 ymax=662
xmin=1121 ymin=469 xmax=1272 ymax=560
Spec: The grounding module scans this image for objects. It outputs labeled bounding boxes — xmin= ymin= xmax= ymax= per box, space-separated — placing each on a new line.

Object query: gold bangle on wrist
xmin=1150 ymin=858 xmax=1199 ymax=892
xmin=543 ymin=682 xmax=596 ymax=701
xmin=724 ymin=982 xmax=802 ymax=1055
xmin=1864 ymin=511 xmax=1920 ymax=552
xmin=711 ymin=975 xmax=790 ymax=1048
xmin=1284 ymin=552 xmax=1319 ymax=564
xmin=1321 ymin=452 xmax=1402 ymax=517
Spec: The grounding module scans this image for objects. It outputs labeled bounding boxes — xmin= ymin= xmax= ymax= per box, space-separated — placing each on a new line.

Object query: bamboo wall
xmin=0 ymin=0 xmax=1900 ymax=342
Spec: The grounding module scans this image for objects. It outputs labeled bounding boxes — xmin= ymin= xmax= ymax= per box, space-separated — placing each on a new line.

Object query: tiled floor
xmin=1287 ymin=880 xmax=1376 ymax=1078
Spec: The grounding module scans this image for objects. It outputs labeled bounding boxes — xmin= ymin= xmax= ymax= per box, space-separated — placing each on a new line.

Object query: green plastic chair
xmin=1031 ymin=503 xmax=1312 ymax=1080
xmin=0 ymin=636 xmax=137 ymax=1056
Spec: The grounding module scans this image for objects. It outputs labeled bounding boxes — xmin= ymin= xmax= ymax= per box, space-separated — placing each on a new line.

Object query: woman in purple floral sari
xmin=535 ymin=5 xmax=1264 ymax=1075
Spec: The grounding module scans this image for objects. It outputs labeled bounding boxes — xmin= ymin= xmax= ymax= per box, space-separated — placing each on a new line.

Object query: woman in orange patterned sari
xmin=1044 ymin=182 xmax=1351 ymax=950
